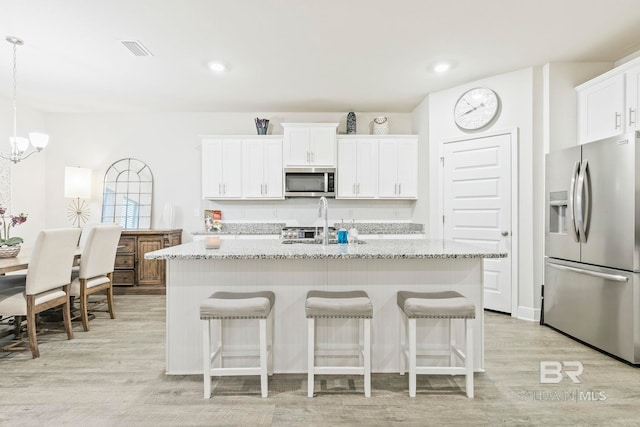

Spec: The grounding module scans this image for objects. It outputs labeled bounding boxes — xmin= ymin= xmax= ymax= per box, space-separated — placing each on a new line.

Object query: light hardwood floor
xmin=1 ymin=295 xmax=639 ymax=426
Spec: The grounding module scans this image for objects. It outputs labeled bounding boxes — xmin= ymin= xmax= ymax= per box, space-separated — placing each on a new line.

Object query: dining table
xmin=0 ymin=250 xmax=32 ymax=275
xmin=0 ymin=248 xmax=82 ymax=276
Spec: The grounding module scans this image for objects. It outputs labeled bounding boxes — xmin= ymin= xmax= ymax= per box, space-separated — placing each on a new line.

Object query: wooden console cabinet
xmin=113 ymin=229 xmax=182 ymax=294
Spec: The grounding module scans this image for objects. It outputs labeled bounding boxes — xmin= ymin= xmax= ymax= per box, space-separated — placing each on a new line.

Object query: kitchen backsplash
xmin=193 ymin=221 xmax=423 ymax=235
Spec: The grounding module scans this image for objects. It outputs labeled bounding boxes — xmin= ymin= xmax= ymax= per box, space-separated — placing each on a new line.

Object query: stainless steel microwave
xmin=284 ymin=167 xmax=335 ymax=198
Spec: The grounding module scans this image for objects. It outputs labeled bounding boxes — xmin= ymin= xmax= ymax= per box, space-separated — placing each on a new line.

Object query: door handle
xmin=265 ymin=183 xmax=267 ymax=194
xmin=547 ymin=262 xmax=628 ymax=282
xmin=398 ymin=183 xmax=402 ymax=195
xmin=357 ymin=183 xmax=360 ymax=194
xmin=630 ymin=108 xmax=636 ymax=126
xmin=568 ymin=161 xmax=580 ymax=242
xmin=576 ymin=160 xmax=589 ymax=243
xmin=353 ymin=183 xmax=356 ymax=195
xmin=615 ymin=112 xmax=621 ymax=130
xmin=394 ymin=183 xmax=397 ymax=195
xmin=501 ymin=230 xmax=510 ymax=237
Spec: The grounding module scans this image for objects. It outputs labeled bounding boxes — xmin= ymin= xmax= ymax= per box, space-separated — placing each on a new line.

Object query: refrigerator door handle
xmin=583 ymin=160 xmax=591 ymax=240
xmin=568 ymin=161 xmax=580 ymax=242
xmin=547 ymin=261 xmax=629 ymax=282
xmin=576 ymin=160 xmax=589 ymax=243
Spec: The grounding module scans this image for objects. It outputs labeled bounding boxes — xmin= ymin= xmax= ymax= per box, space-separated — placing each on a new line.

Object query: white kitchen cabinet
xmin=576 ymin=58 xmax=640 ymax=144
xmin=282 ymin=123 xmax=338 ymax=166
xmin=201 ymin=138 xmax=242 ymax=199
xmin=625 ymin=65 xmax=640 ymax=132
xmin=242 ymin=139 xmax=284 ymax=199
xmin=337 ymin=138 xmax=378 ymax=198
xmin=202 ymin=135 xmax=283 ymax=200
xmin=577 ymin=73 xmax=625 ymax=144
xmin=378 ymin=139 xmax=418 ymax=199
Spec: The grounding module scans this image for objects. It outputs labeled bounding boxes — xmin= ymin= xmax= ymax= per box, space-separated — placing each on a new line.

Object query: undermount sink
xmin=281 ymin=239 xmax=366 ymax=245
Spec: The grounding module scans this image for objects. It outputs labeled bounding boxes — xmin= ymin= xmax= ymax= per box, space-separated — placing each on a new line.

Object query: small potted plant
xmin=0 ymin=207 xmax=28 ymax=258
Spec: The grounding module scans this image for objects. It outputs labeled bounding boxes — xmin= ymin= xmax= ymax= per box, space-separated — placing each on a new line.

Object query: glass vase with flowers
xmin=0 ymin=207 xmax=28 ymax=258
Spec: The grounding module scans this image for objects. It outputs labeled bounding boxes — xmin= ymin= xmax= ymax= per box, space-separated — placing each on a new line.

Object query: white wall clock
xmin=453 ymin=87 xmax=500 ymax=131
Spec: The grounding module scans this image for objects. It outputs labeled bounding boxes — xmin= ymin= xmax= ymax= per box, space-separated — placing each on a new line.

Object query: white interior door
xmin=443 ymin=132 xmax=513 ymax=313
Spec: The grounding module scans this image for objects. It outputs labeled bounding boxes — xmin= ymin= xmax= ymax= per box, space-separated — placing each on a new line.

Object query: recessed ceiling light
xmin=433 ymin=62 xmax=451 ymax=73
xmin=208 ymin=61 xmax=226 ymax=73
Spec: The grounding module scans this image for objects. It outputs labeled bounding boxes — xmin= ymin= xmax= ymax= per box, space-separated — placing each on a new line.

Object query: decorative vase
xmin=346 ymin=112 xmax=356 ymax=134
xmin=372 ymin=116 xmax=389 ymax=135
xmin=255 ymin=118 xmax=269 ymax=135
xmin=0 ymin=245 xmax=21 ymax=258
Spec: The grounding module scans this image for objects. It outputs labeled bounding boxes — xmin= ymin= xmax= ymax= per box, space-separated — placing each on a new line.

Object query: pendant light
xmin=1 ymin=36 xmax=49 ymax=164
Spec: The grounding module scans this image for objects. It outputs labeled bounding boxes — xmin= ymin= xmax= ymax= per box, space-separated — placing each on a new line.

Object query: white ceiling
xmin=2 ymin=0 xmax=640 ymax=113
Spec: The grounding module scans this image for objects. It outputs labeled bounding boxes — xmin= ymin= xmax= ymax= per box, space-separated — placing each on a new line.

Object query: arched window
xmin=101 ymin=158 xmax=153 ymax=229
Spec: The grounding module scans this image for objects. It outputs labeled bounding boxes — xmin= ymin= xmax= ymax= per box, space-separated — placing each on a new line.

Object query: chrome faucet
xmin=318 ymin=196 xmax=329 ymax=245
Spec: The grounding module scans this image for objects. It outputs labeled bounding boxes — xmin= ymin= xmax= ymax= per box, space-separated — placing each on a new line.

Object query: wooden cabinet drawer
xmin=113 ymin=270 xmax=135 ymax=286
xmin=113 ymin=229 xmax=181 ymax=294
xmin=169 ymin=234 xmax=181 ymax=247
xmin=115 ymin=254 xmax=135 ymax=269
xmin=118 ymin=236 xmax=136 ymax=253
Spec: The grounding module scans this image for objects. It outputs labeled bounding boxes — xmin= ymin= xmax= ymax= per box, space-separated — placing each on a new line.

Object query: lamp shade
xmin=10 ymin=136 xmax=29 ymax=153
xmin=29 ymin=132 xmax=50 ymax=149
xmin=64 ymin=166 xmax=92 ymax=199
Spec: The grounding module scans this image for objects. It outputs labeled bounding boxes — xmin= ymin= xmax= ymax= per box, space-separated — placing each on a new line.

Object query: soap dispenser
xmin=348 ymin=220 xmax=359 ymax=244
xmin=337 ymin=219 xmax=348 ymax=245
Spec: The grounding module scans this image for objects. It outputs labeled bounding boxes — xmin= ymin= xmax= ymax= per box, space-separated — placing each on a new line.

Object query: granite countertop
xmin=145 ymin=238 xmax=506 ymax=260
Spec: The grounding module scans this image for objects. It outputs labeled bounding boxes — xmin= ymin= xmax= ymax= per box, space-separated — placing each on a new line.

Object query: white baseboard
xmin=515 ymin=305 xmax=540 ymax=322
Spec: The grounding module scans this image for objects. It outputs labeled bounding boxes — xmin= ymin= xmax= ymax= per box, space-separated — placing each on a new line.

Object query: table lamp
xmin=65 ymin=166 xmax=91 ymax=227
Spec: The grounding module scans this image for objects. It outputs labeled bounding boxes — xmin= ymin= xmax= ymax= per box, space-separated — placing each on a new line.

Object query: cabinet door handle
xmin=398 ymin=183 xmax=402 ymax=194
xmin=218 ymin=183 xmax=221 ymax=194
xmin=353 ymin=183 xmax=356 ymax=194
xmin=615 ymin=112 xmax=622 ymax=129
xmin=260 ymin=184 xmax=264 ymax=195
xmin=357 ymin=183 xmax=360 ymax=194
xmin=311 ymin=151 xmax=314 ymax=163
xmin=265 ymin=183 xmax=268 ymax=194
xmin=630 ymin=108 xmax=636 ymax=126
xmin=394 ymin=183 xmax=397 ymax=194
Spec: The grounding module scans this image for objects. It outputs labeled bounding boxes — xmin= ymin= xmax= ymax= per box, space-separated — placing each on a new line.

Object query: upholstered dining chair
xmin=69 ymin=224 xmax=122 ymax=331
xmin=0 ymin=228 xmax=81 ymax=358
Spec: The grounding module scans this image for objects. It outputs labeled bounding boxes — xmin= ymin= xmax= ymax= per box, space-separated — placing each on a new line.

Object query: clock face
xmin=454 ymin=87 xmax=500 ymax=130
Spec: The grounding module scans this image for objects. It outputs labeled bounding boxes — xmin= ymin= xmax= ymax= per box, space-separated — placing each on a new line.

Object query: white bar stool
xmin=397 ymin=290 xmax=476 ymax=398
xmin=305 ymin=290 xmax=373 ymax=397
xmin=200 ymin=291 xmax=275 ymax=398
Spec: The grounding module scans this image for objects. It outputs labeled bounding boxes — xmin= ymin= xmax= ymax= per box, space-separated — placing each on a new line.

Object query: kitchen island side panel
xmin=165 ymin=257 xmax=483 ymax=374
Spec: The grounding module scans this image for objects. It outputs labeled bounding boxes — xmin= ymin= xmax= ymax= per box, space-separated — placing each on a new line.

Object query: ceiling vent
xmin=120 ymin=40 xmax=153 ymax=57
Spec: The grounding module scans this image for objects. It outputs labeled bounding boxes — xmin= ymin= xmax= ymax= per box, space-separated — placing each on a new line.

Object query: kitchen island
xmin=145 ymin=239 xmax=506 ymax=375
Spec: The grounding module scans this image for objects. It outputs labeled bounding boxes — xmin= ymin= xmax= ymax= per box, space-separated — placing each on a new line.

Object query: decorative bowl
xmin=0 ymin=245 xmax=21 ymax=258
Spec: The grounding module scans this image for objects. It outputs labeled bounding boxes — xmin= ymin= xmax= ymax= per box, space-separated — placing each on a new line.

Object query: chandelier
xmin=1 ymin=36 xmax=49 ymax=164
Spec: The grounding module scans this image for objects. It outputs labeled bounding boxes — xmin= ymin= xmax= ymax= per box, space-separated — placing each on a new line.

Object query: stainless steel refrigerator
xmin=544 ymin=131 xmax=640 ymax=365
